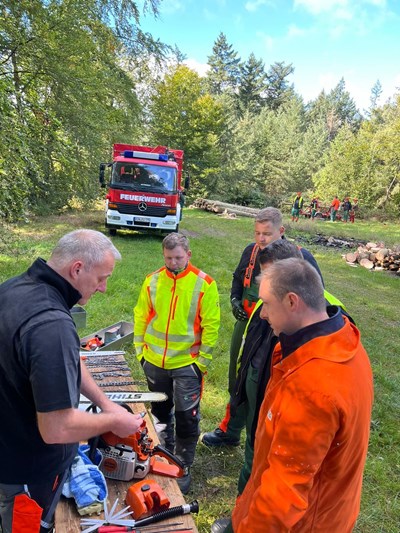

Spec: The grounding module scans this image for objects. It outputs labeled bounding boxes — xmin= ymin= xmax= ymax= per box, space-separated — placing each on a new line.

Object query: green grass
xmin=1 ymin=206 xmax=399 ymax=532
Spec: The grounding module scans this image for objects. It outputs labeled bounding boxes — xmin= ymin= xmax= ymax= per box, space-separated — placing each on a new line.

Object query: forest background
xmin=1 ymin=0 xmax=400 ymax=223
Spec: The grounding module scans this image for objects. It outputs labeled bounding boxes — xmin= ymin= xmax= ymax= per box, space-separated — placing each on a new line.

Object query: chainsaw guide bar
xmin=79 ymin=391 xmax=167 ymax=406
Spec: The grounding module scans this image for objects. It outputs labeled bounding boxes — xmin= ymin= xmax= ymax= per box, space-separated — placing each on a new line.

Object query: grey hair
xmin=49 ymin=229 xmax=121 ymax=270
xmin=255 ymin=207 xmax=283 ymax=227
xmin=259 ymin=239 xmax=302 ymax=266
xmin=162 ymin=232 xmax=190 ymax=252
xmin=262 ymin=258 xmax=326 ymax=312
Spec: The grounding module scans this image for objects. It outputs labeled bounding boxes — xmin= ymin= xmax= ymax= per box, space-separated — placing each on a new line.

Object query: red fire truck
xmin=99 ymin=144 xmax=188 ymax=235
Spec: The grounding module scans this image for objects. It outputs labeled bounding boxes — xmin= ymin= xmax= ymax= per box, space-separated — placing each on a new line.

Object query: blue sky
xmin=139 ymin=0 xmax=400 ymax=111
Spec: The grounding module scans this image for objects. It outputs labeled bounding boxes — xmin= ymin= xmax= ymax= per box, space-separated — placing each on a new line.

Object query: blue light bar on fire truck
xmin=122 ymin=150 xmax=169 ymax=162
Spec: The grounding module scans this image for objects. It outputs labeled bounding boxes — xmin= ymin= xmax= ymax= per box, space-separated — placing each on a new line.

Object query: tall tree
xmin=369 ymin=80 xmax=383 ymax=111
xmin=0 ymin=0 xmax=165 ymax=220
xmin=149 ymin=65 xmax=225 ymax=197
xmin=265 ymin=61 xmax=295 ymax=110
xmin=307 ymin=78 xmax=361 ymax=140
xmin=237 ymin=53 xmax=268 ymax=114
xmin=206 ymin=32 xmax=241 ymax=95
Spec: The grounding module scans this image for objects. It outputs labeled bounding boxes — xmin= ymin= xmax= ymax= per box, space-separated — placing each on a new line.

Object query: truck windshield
xmin=111 ymin=163 xmax=176 ymax=192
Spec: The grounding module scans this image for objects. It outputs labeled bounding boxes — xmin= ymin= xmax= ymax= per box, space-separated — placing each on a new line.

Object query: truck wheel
xmin=109 ymin=228 xmax=117 ymax=236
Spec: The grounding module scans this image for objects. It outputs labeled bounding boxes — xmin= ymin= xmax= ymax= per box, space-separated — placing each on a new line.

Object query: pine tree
xmin=238 ymin=53 xmax=268 ymax=114
xmin=206 ymin=32 xmax=241 ymax=95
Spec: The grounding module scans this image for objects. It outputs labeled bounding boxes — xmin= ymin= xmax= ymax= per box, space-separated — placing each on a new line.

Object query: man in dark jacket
xmin=0 ymin=230 xmax=143 ymax=533
xmin=202 ymin=208 xmax=322 ymax=447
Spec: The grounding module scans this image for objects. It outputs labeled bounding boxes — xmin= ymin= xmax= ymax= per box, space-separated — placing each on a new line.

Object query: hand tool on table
xmin=97 ymin=522 xmax=184 ymax=532
xmin=97 ymin=521 xmax=184 ymax=531
xmin=80 ymin=500 xmax=199 ymax=533
xmin=98 ymin=526 xmax=192 ymax=532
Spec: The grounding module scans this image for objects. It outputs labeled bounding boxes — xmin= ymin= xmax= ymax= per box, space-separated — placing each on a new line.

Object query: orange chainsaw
xmin=88 ymin=405 xmax=184 ymax=482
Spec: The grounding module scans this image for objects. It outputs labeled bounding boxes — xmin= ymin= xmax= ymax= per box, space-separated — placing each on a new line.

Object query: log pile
xmin=344 ymin=242 xmax=400 ymax=274
xmin=192 ymin=198 xmax=260 ymax=218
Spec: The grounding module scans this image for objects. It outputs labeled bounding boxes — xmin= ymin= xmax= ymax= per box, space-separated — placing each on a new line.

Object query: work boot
xmin=176 ymin=467 xmax=192 ymax=495
xmin=211 ymin=517 xmax=232 ymax=533
xmin=201 ymin=428 xmax=240 ymax=447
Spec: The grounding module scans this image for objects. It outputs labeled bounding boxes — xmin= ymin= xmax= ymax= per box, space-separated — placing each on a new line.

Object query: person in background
xmin=202 ymin=207 xmax=323 ymax=449
xmin=291 ymin=191 xmax=304 ymax=222
xmin=330 ymin=195 xmax=341 ymax=221
xmin=342 ymin=197 xmax=352 ymax=223
xmin=310 ymin=196 xmax=319 ymax=220
xmin=134 ymin=233 xmax=220 ymax=494
xmin=0 ymin=230 xmax=144 ymax=533
xmin=230 ymin=258 xmax=373 ymax=533
xmin=350 ymin=198 xmax=359 ymax=223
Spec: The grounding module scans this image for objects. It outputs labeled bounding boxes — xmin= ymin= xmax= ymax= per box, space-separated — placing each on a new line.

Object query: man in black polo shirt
xmin=0 ymin=229 xmax=143 ymax=533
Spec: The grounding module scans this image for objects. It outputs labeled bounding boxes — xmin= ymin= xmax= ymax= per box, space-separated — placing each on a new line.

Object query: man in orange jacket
xmin=330 ymin=195 xmax=340 ymax=221
xmin=231 ymin=258 xmax=373 ymax=533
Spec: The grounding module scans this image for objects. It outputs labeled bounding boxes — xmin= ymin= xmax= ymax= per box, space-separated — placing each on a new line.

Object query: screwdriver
xmin=97 ymin=523 xmax=183 ymax=532
xmin=97 ymin=526 xmax=193 ymax=533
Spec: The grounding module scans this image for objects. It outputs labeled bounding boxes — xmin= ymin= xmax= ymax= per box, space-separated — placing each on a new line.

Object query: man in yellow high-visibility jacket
xmin=134 ymin=233 xmax=220 ymax=494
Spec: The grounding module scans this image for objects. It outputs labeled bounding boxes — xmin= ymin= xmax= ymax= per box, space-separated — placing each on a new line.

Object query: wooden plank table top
xmin=55 ymin=352 xmax=198 ymax=533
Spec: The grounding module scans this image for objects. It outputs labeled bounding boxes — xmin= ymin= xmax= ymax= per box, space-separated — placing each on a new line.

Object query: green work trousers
xmin=224 ymin=319 xmax=248 ymax=440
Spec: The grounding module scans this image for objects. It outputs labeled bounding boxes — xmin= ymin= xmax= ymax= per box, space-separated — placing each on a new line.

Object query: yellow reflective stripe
xmin=135 ymin=335 xmax=145 ymax=342
xmin=145 ymin=327 xmax=200 ymax=344
xmin=197 ymin=355 xmax=210 ymax=367
xmin=187 ymin=274 xmax=205 ymax=325
xmin=145 ymin=344 xmax=197 ymax=358
xmin=149 ymin=270 xmax=160 ymax=301
xmin=200 ymin=344 xmax=213 ymax=354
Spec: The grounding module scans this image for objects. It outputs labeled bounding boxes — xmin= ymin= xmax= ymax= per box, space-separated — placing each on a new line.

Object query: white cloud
xmin=184 ymin=58 xmax=209 ymax=77
xmin=287 ymin=24 xmax=306 ymax=37
xmin=256 ymin=31 xmax=275 ymax=51
xmin=245 ymin=0 xmax=270 ymax=12
xmin=365 ymin=0 xmax=386 ymax=6
xmin=293 ymin=0 xmax=387 ymax=18
xmin=334 ymin=7 xmax=353 ymax=19
xmin=294 ymin=0 xmax=348 ymax=15
xmin=157 ymin=0 xmax=185 ymax=15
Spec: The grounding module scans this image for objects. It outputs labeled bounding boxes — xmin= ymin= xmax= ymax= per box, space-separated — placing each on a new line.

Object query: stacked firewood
xmin=344 ymin=242 xmax=400 ymax=274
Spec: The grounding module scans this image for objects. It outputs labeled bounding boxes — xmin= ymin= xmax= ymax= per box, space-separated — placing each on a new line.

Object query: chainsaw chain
xmin=84 ymin=356 xmax=125 ymax=362
xmin=85 ymin=360 xmax=129 ymax=367
xmin=93 ymin=371 xmax=131 ymax=380
xmin=98 ymin=380 xmax=138 ymax=387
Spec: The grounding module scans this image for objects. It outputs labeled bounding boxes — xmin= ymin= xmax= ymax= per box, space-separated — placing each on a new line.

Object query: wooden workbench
xmin=55 ymin=352 xmax=198 ymax=533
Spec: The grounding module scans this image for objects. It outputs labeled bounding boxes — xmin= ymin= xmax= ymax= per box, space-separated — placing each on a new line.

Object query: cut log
xmin=376 ymin=248 xmax=389 ymax=261
xmin=345 ymin=252 xmax=358 ymax=263
xmin=359 ymin=258 xmax=374 ymax=270
xmin=192 ymin=198 xmax=259 ymax=218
